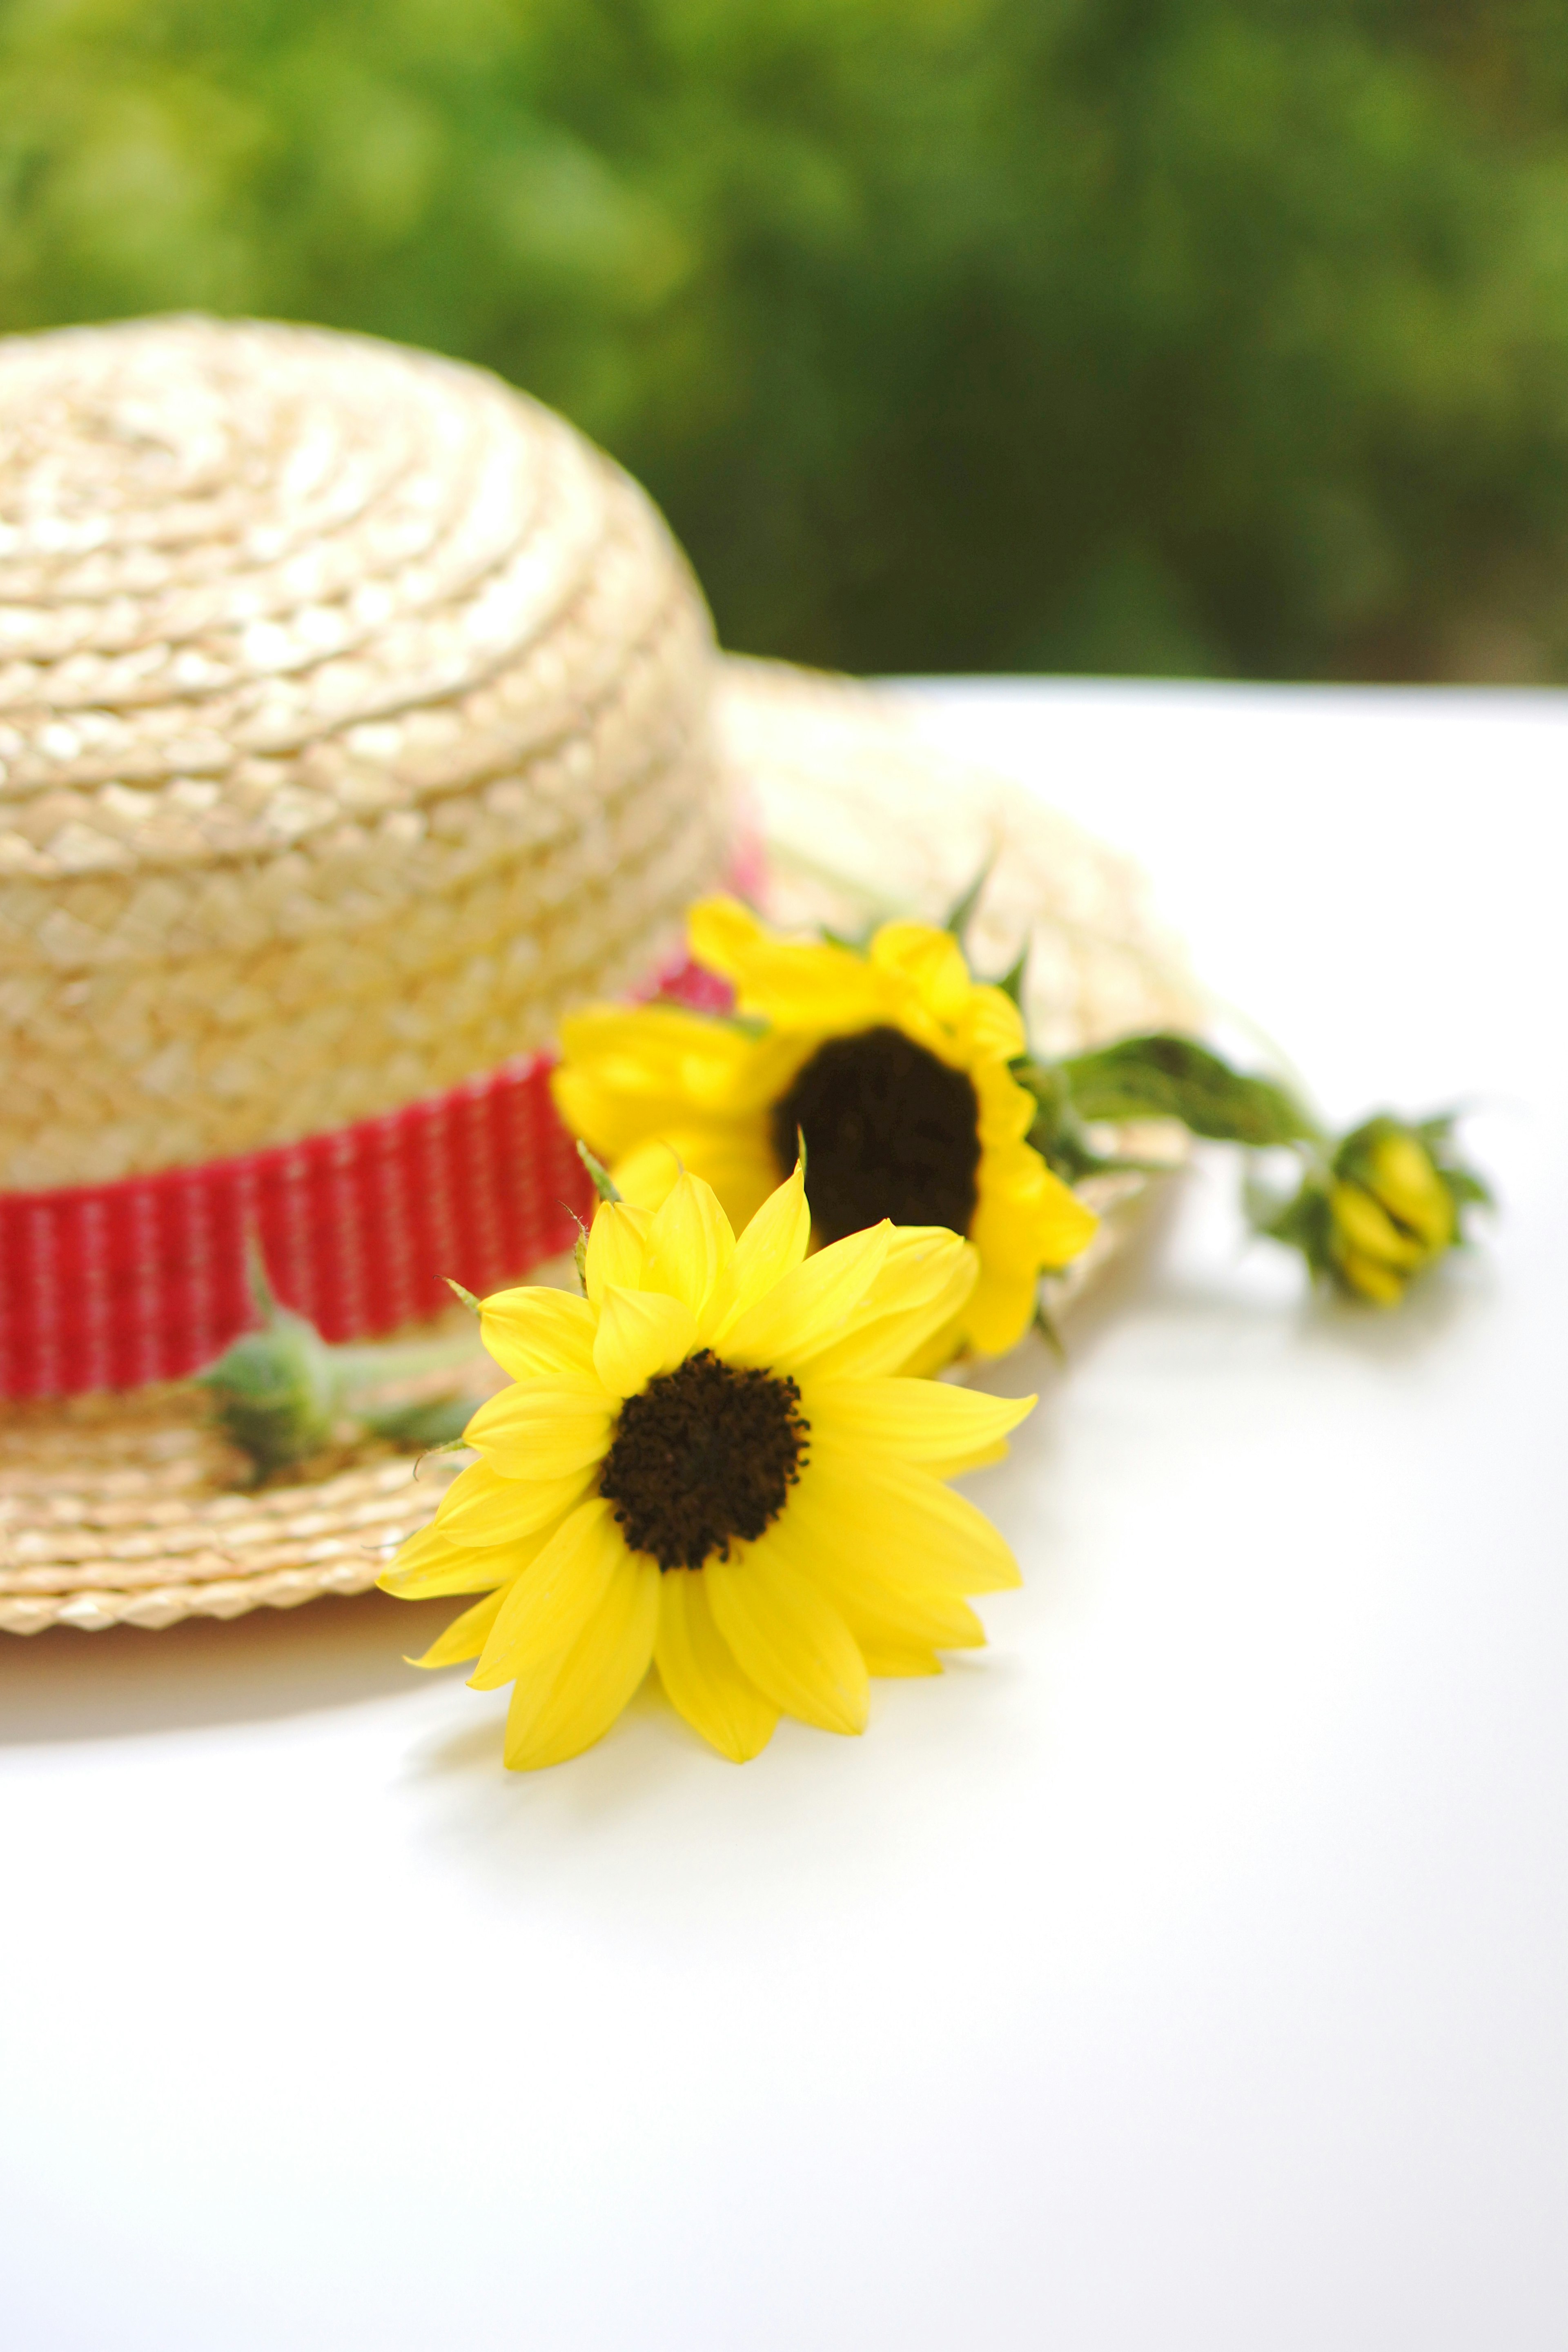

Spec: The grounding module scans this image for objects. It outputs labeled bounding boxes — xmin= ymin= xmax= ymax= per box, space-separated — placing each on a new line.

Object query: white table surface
xmin=3 ymin=680 xmax=1564 ymax=2352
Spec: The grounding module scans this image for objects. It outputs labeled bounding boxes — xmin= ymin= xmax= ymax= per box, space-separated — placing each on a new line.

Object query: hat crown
xmin=0 ymin=317 xmax=724 ymax=1191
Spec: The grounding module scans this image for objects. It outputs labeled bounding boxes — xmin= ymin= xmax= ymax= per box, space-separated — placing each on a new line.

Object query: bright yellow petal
xmin=799 ymin=1374 xmax=1035 ymax=1476
xmin=794 ymin=1229 xmax=978 ymax=1379
xmin=869 ymin=921 xmax=972 ymax=1022
xmin=973 ymin=1057 xmax=1038 ymax=1146
xmin=702 ymin=1158 xmax=811 ymax=1344
xmin=1331 ymin=1180 xmax=1425 ymax=1270
xmin=804 ymin=1451 xmax=1024 ymax=1596
xmin=407 ymin=1588 xmax=507 ymax=1670
xmin=705 ymin=1538 xmax=869 ymax=1735
xmin=609 ymin=1138 xmax=684 ymax=1213
xmin=960 ymin=984 xmax=1029 ymax=1064
xmin=972 ymin=1147 xmax=1098 ymax=1274
xmin=460 ymin=1385 xmax=614 ymax=1478
xmin=721 ymin=1220 xmax=891 ymax=1370
xmin=553 ymin=1002 xmax=763 ymax=1145
xmin=654 ymin=1570 xmax=780 ymax=1762
xmin=479 ymin=1286 xmax=599 ymax=1384
xmin=690 ymin=896 xmax=887 ymax=1029
xmin=686 ymin=893 xmax=770 ymax=980
xmin=432 ymin=1458 xmax=593 ymax=1546
xmin=862 ymin=1648 xmax=944 ymax=1678
xmin=1334 ymin=1245 xmax=1406 ymax=1305
xmin=380 ymin=1516 xmax=554 ymax=1598
xmin=614 ymin=1125 xmax=781 ymax=1236
xmin=503 ymin=1546 xmax=659 ymax=1771
xmin=592 ymin=1283 xmax=698 ymax=1398
xmin=961 ymin=1258 xmax=1041 ymax=1358
xmin=472 ymin=1496 xmax=624 ymax=1689
xmin=1366 ymin=1134 xmax=1453 ymax=1249
xmin=641 ymin=1171 xmax=736 ymax=1319
xmin=583 ymin=1200 xmax=652 ymax=1303
xmin=763 ymin=1485 xmax=988 ymax=1658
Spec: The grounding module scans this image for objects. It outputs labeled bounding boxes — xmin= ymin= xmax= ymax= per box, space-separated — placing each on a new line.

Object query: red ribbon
xmin=0 ymin=956 xmax=730 ymax=1399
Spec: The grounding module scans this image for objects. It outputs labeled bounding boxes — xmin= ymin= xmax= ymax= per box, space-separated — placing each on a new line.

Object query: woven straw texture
xmin=1 ymin=659 xmax=1199 ymax=1637
xmin=0 ymin=315 xmax=726 ymax=1191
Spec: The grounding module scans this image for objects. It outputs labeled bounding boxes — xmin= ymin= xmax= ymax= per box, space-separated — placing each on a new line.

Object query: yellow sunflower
xmin=552 ymin=896 xmax=1098 ymax=1359
xmin=381 ymin=1163 xmax=1034 ymax=1769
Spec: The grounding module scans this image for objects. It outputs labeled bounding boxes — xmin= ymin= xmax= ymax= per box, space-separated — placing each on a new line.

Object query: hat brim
xmin=0 ymin=659 xmax=1197 ymax=1637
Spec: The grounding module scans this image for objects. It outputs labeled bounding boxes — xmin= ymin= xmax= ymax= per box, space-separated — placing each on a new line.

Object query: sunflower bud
xmin=1251 ymin=1112 xmax=1489 ymax=1307
xmin=198 ymin=1250 xmax=488 ymax=1479
xmin=198 ymin=1300 xmax=341 ymax=1477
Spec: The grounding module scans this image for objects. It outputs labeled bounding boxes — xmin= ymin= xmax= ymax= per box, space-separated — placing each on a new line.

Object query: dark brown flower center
xmin=599 ymin=1349 xmax=809 ymax=1571
xmin=770 ymin=1025 xmax=982 ymax=1245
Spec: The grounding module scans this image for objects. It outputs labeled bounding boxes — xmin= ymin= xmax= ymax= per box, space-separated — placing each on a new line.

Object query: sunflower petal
xmin=800 ymin=1374 xmax=1033 ymax=1471
xmin=862 ymin=1649 xmax=944 ymax=1678
xmin=407 ymin=1588 xmax=507 ymax=1670
xmin=962 ymin=1259 xmax=1043 ymax=1358
xmin=606 ymin=1138 xmax=684 ymax=1213
xmin=614 ymin=1127 xmax=781 ymax=1235
xmin=479 ymin=1286 xmax=599 ymax=1383
xmin=802 ymin=1455 xmax=1024 ymax=1596
xmin=703 ymin=1158 xmax=811 ymax=1343
xmin=705 ymin=1541 xmax=869 ymax=1734
xmin=686 ymin=894 xmax=770 ymax=980
xmin=720 ymin=1221 xmax=891 ymax=1369
xmin=583 ymin=1200 xmax=652 ymax=1303
xmin=592 ymin=1284 xmax=697 ymax=1398
xmin=471 ymin=1497 xmax=623 ymax=1688
xmin=868 ymin=920 xmax=972 ymax=1021
xmin=764 ymin=1478 xmax=989 ymax=1654
xmin=961 ymin=984 xmax=1029 ymax=1063
xmin=642 ymin=1171 xmax=735 ymax=1319
xmin=654 ymin=1571 xmax=780 ymax=1761
xmin=461 ymin=1386 xmax=614 ymax=1477
xmin=432 ymin=1458 xmax=593 ymax=1546
xmin=972 ymin=1057 xmax=1038 ymax=1146
xmin=503 ymin=1546 xmax=659 ymax=1770
xmin=795 ymin=1229 xmax=978 ymax=1379
xmin=689 ymin=897 xmax=887 ymax=1028
xmin=380 ymin=1517 xmax=551 ymax=1598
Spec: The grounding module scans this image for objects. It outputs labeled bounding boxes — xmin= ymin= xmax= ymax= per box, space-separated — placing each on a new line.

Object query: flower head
xmin=381 ymin=1163 xmax=1035 ymax=1770
xmin=551 ymin=896 xmax=1097 ymax=1360
xmin=1255 ymin=1112 xmax=1490 ymax=1307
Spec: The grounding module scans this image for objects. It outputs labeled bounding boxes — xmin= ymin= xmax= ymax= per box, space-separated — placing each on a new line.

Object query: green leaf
xmin=1059 ymin=1033 xmax=1319 ymax=1146
xmin=1014 ymin=1055 xmax=1174 ymax=1182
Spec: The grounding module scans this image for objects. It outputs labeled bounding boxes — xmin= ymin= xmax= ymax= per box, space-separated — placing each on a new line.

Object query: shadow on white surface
xmin=0 ymin=1587 xmax=456 ymax=1744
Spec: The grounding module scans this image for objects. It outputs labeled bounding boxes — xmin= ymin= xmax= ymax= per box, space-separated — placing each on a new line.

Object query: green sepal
xmin=359 ymin=1394 xmax=480 ymax=1449
xmin=942 ymin=855 xmax=995 ymax=947
xmin=1057 ymin=1033 xmax=1319 ymax=1147
xmin=445 ymin=1277 xmax=482 ymax=1317
xmin=1245 ymin=1165 xmax=1334 ymax=1275
xmin=1031 ymin=1296 xmax=1067 ymax=1364
xmin=996 ymin=940 xmax=1029 ymax=1010
xmin=575 ymin=1139 xmax=622 ymax=1204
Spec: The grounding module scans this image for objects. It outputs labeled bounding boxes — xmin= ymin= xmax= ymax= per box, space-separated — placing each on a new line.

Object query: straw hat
xmin=0 ymin=317 xmax=1196 ymax=1637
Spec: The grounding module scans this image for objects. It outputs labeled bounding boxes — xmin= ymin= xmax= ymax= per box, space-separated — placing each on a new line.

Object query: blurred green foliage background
xmin=2 ymin=0 xmax=1568 ymax=679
